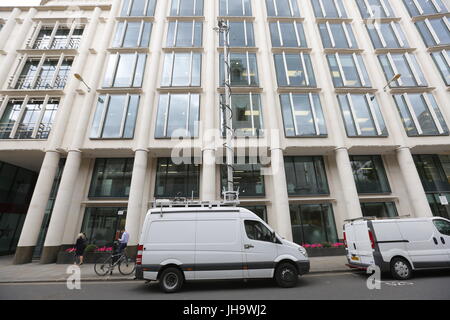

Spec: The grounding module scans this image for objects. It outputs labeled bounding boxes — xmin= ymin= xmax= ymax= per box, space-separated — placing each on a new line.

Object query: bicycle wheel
xmin=118 ymin=256 xmax=136 ymax=275
xmin=94 ymin=256 xmax=112 ymax=276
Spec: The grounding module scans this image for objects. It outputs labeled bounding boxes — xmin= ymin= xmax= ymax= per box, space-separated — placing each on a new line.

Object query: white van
xmin=344 ymin=217 xmax=450 ymax=279
xmin=135 ymin=206 xmax=309 ymax=292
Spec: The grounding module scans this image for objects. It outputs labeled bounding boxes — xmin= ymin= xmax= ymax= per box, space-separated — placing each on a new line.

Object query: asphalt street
xmin=1 ymin=270 xmax=449 ymax=300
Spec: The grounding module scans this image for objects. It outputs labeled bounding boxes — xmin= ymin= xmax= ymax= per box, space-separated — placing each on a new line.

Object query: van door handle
xmin=244 ymin=244 xmax=254 ymax=249
xmin=441 ymin=237 xmax=446 ymax=245
xmin=433 ymin=237 xmax=438 ymax=245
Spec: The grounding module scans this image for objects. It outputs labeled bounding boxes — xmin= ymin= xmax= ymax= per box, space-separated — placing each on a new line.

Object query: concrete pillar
xmin=335 ymin=147 xmax=363 ymax=220
xmin=40 ymin=150 xmax=82 ymax=263
xmin=0 ymin=8 xmax=21 ymax=50
xmin=396 ymin=147 xmax=433 ymax=218
xmin=0 ymin=8 xmax=36 ymax=89
xmin=253 ymin=2 xmax=292 ymax=240
xmin=125 ymin=149 xmax=148 ymax=252
xmin=13 ymin=151 xmax=60 ymax=264
xmin=201 ymin=0 xmax=217 ymax=201
xmin=40 ymin=1 xmax=121 ymax=263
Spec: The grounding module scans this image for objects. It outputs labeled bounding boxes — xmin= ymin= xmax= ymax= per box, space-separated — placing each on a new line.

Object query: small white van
xmin=344 ymin=217 xmax=450 ymax=279
xmin=135 ymin=205 xmax=309 ymax=292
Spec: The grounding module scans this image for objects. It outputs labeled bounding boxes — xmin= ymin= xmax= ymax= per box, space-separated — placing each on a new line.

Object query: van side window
xmin=244 ymin=220 xmax=272 ymax=242
xmin=433 ymin=219 xmax=450 ymax=236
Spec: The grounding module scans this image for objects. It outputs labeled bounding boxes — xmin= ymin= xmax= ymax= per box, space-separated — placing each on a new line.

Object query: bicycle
xmin=94 ymin=248 xmax=136 ymax=276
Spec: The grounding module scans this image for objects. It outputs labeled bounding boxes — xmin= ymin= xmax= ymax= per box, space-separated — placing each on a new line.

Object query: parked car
xmin=344 ymin=217 xmax=450 ymax=279
xmin=135 ymin=206 xmax=310 ymax=292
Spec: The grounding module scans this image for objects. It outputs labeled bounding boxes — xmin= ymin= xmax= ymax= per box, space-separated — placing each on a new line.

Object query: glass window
xmin=112 ymin=21 xmax=152 ymax=48
xmin=360 ymin=202 xmax=398 ymax=218
xmin=155 ymin=158 xmax=200 ymax=198
xmin=290 ymin=204 xmax=338 ymax=245
xmin=103 ymin=53 xmax=147 ymax=88
xmin=402 ymin=0 xmax=447 ymax=17
xmin=366 ymin=22 xmax=409 ymax=49
xmin=161 ymin=52 xmax=201 ymax=87
xmin=393 ymin=93 xmax=449 ymax=136
xmin=379 ymin=53 xmax=427 ymax=87
xmin=14 ymin=57 xmax=72 ymax=90
xmin=219 ymin=21 xmax=255 ymax=47
xmin=0 ymin=97 xmax=59 ymax=140
xmin=274 ymin=53 xmax=316 ymax=87
xmin=243 ymin=205 xmax=268 ymax=222
xmin=431 ymin=50 xmax=450 ymax=86
xmin=220 ymin=52 xmax=259 ymax=86
xmin=413 ymin=155 xmax=450 ymax=192
xmin=81 ymin=207 xmax=127 ymax=247
xmin=170 ymin=0 xmax=204 ymax=16
xmin=155 ymin=93 xmax=200 ymax=138
xmin=311 ymin=0 xmax=347 ymax=18
xmin=89 ymin=158 xmax=134 ymax=198
xmin=265 ymin=0 xmax=300 ymax=17
xmin=121 ymin=0 xmax=156 ymax=17
xmin=221 ymin=93 xmax=263 ymax=137
xmin=355 ymin=0 xmax=395 ymax=18
xmin=244 ymin=220 xmax=273 ymax=242
xmin=219 ymin=0 xmax=252 ymax=16
xmin=32 ymin=26 xmax=53 ymax=49
xmin=327 ymin=53 xmax=371 ymax=88
xmin=90 ymin=94 xmax=139 ymax=139
xmin=416 ymin=18 xmax=450 ymax=48
xmin=318 ymin=22 xmax=358 ymax=49
xmin=427 ymin=193 xmax=450 ymax=219
xmin=220 ymin=159 xmax=265 ymax=197
xmin=167 ymin=21 xmax=202 ymax=47
xmin=284 ymin=156 xmax=329 ymax=196
xmin=337 ymin=94 xmax=387 ymax=137
xmin=280 ymin=93 xmax=327 ymax=137
xmin=350 ymin=155 xmax=391 ymax=194
xmin=32 ymin=25 xmax=84 ymax=50
xmin=433 ymin=219 xmax=450 ymax=236
xmin=270 ymin=22 xmax=307 ymax=47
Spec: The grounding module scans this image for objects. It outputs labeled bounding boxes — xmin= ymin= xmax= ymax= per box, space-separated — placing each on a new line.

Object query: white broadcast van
xmin=135 ymin=201 xmax=310 ymax=293
xmin=344 ymin=216 xmax=450 ymax=279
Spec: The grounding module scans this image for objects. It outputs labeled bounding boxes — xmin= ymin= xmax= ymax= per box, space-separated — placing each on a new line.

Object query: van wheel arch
xmin=390 ymin=256 xmax=413 ymax=280
xmin=157 ymin=264 xmax=185 ymax=281
xmin=275 ymin=259 xmax=299 ymax=274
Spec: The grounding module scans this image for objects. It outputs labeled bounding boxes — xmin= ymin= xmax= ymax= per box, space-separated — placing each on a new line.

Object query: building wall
xmin=0 ymin=0 xmax=448 ymax=263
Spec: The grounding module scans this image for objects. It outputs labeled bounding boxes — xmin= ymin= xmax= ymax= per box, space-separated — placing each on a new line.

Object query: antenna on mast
xmin=215 ymin=20 xmax=239 ymax=203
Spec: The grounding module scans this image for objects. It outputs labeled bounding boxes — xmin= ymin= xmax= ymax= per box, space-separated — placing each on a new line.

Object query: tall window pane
xmin=284 ymin=156 xmax=329 ymax=196
xmin=170 ymin=0 xmax=204 ymax=16
xmin=274 ymin=53 xmax=316 ymax=87
xmin=221 ymin=159 xmax=265 ymax=197
xmin=220 ymin=53 xmax=259 ymax=86
xmin=222 ymin=94 xmax=263 ymax=137
xmin=167 ymin=21 xmax=202 ymax=47
xmin=311 ymin=0 xmax=347 ymax=18
xmin=89 ymin=158 xmax=134 ymax=198
xmin=266 ymin=0 xmax=301 ymax=17
xmin=269 ymin=22 xmax=307 ymax=47
xmin=155 ymin=158 xmax=200 ymax=198
xmin=220 ymin=0 xmax=252 ymax=16
xmin=350 ymin=155 xmax=391 ymax=194
xmin=431 ymin=50 xmax=450 ymax=85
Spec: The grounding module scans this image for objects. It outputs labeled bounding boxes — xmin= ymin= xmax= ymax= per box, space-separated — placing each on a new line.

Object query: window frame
xmin=318 ymin=22 xmax=358 ymax=49
xmin=269 ymin=21 xmax=307 ymax=48
xmin=355 ymin=0 xmax=394 ymax=19
xmin=350 ymin=155 xmax=391 ymax=194
xmin=284 ymin=156 xmax=330 ymax=196
xmin=311 ymin=0 xmax=347 ymax=18
xmin=121 ymin=0 xmax=157 ymax=17
xmin=0 ymin=95 xmax=59 ymax=140
xmin=366 ymin=22 xmax=408 ymax=49
xmin=274 ymin=52 xmax=316 ymax=87
xmin=265 ymin=0 xmax=301 ymax=17
xmin=415 ymin=17 xmax=450 ymax=47
xmin=103 ymin=52 xmax=147 ymax=88
xmin=378 ymin=53 xmax=426 ymax=87
xmin=112 ymin=20 xmax=152 ymax=48
xmin=431 ymin=50 xmax=450 ymax=86
xmin=170 ymin=0 xmax=204 ymax=16
xmin=161 ymin=51 xmax=202 ymax=87
xmin=167 ymin=20 xmax=203 ymax=47
xmin=220 ymin=52 xmax=259 ymax=87
xmin=219 ymin=20 xmax=255 ymax=47
xmin=219 ymin=0 xmax=252 ymax=17
xmin=29 ymin=21 xmax=85 ymax=50
xmin=327 ymin=53 xmax=371 ymax=88
xmin=402 ymin=0 xmax=448 ymax=17
xmin=393 ymin=93 xmax=449 ymax=136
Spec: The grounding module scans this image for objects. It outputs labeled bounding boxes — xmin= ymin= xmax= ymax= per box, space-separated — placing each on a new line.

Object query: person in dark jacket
xmin=75 ymin=233 xmax=87 ymax=265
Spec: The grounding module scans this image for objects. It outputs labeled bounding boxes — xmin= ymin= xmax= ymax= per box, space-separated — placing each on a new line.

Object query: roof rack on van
xmin=344 ymin=215 xmax=411 ymax=223
xmin=152 ymin=195 xmax=240 ymax=209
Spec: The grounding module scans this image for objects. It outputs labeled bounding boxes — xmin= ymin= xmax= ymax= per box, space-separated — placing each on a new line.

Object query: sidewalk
xmin=0 ymin=255 xmax=349 ymax=283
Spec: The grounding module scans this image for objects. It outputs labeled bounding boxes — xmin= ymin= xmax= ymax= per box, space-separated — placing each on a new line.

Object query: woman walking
xmin=74 ymin=233 xmax=87 ymax=265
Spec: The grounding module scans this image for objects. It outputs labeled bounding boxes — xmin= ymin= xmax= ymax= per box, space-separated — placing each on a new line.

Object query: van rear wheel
xmin=275 ymin=262 xmax=298 ymax=288
xmin=390 ymin=257 xmax=412 ymax=280
xmin=159 ymin=267 xmax=183 ymax=293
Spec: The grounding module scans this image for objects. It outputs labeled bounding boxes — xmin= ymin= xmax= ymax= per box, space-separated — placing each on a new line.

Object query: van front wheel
xmin=275 ymin=262 xmax=298 ymax=288
xmin=390 ymin=257 xmax=412 ymax=280
xmin=159 ymin=267 xmax=183 ymax=293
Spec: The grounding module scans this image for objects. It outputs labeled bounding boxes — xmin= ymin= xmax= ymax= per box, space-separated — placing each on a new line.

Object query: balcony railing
xmin=0 ymin=122 xmax=52 ymax=139
xmin=13 ymin=74 xmax=68 ymax=90
xmin=29 ymin=37 xmax=81 ymax=50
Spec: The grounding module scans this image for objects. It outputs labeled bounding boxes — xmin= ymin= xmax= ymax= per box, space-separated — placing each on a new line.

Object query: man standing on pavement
xmin=118 ymin=229 xmax=129 ymax=254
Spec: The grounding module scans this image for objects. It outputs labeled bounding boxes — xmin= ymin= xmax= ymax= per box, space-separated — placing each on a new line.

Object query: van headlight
xmin=298 ymin=246 xmax=308 ymax=257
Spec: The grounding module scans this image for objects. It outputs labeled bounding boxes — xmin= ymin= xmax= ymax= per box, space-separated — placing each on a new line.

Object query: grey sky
xmin=0 ymin=0 xmax=40 ymax=7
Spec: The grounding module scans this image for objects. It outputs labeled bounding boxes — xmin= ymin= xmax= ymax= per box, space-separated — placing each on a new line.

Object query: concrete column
xmin=125 ymin=149 xmax=148 ymax=251
xmin=201 ymin=0 xmax=217 ymax=201
xmin=40 ymin=150 xmax=82 ymax=263
xmin=396 ymin=147 xmax=433 ymax=218
xmin=0 ymin=8 xmax=36 ymax=89
xmin=270 ymin=148 xmax=293 ymax=241
xmin=253 ymin=2 xmax=292 ymax=240
xmin=335 ymin=147 xmax=363 ymax=220
xmin=40 ymin=1 xmax=121 ymax=263
xmin=0 ymin=8 xmax=21 ymax=50
xmin=13 ymin=151 xmax=60 ymax=264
